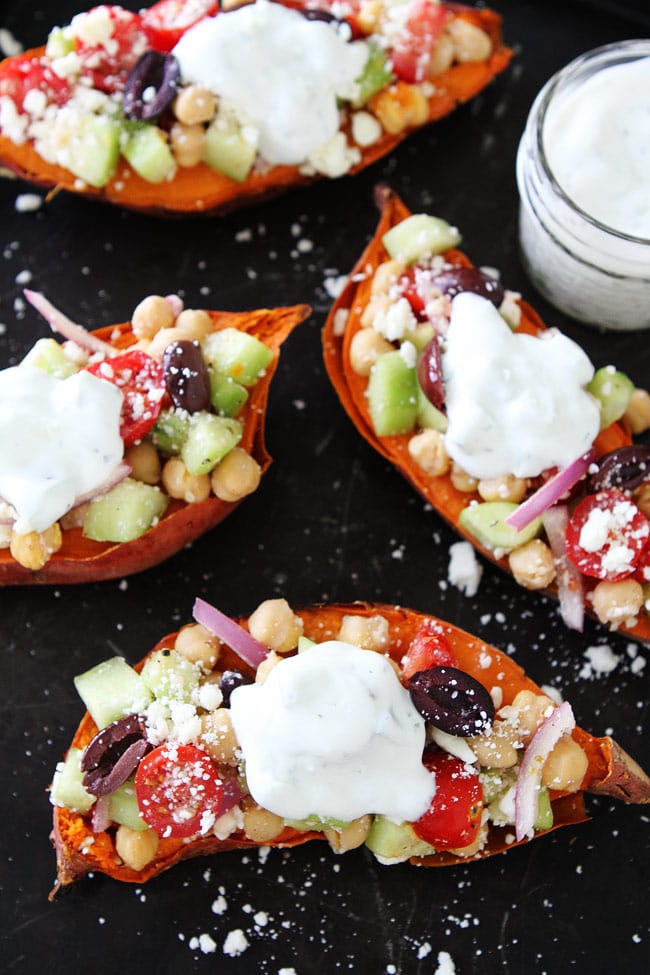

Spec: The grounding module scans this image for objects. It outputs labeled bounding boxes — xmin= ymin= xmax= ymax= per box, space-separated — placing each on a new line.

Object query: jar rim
xmin=534 ymin=40 xmax=650 ymax=246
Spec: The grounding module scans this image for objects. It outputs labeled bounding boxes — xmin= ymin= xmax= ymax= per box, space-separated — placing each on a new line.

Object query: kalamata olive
xmin=162 ymin=340 xmax=212 ymax=413
xmin=408 ymin=666 xmax=495 ymax=737
xmin=300 ymin=8 xmax=344 ymax=26
xmin=431 ymin=267 xmax=505 ymax=308
xmin=219 ymin=669 xmax=254 ymax=707
xmin=417 ymin=337 xmax=445 ymax=410
xmin=123 ymin=51 xmax=180 ymax=121
xmin=81 ymin=714 xmax=152 ymax=797
xmin=588 ymin=445 xmax=650 ymax=493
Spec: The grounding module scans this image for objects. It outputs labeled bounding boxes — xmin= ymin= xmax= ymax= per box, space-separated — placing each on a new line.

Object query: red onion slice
xmin=505 ymin=449 xmax=595 ymax=531
xmin=193 ymin=597 xmax=269 ymax=669
xmin=71 ymin=462 xmax=132 ymax=509
xmin=24 ymin=290 xmax=116 ymax=357
xmin=542 ymin=505 xmax=585 ymax=632
xmin=515 ymin=700 xmax=575 ymax=842
xmin=91 ymin=795 xmax=112 ymax=834
xmin=165 ymin=294 xmax=184 ymax=318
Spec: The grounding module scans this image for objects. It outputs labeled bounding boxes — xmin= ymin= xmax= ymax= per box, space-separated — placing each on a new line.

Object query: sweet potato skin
xmin=49 ymin=601 xmax=650 ymax=897
xmin=0 ymin=6 xmax=511 ymax=215
xmin=321 ymin=186 xmax=650 ymax=643
xmin=0 ymin=304 xmax=310 ymax=584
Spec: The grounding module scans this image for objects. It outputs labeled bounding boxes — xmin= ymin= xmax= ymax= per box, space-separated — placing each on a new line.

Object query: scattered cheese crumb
xmin=580 ymin=643 xmax=620 ymax=679
xmin=223 ymin=929 xmax=249 ymax=957
xmin=189 ymin=933 xmax=217 ymax=954
xmin=435 ymin=950 xmax=457 ymax=975
xmin=15 ymin=193 xmax=43 ymax=212
xmin=448 ymin=540 xmax=483 ymax=597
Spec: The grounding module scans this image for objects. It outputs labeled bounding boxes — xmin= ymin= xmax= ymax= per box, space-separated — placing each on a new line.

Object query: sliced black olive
xmin=81 ymin=714 xmax=152 ymax=797
xmin=431 ymin=267 xmax=505 ymax=308
xmin=408 ymin=666 xmax=495 ymax=737
xmin=124 ymin=51 xmax=180 ymax=122
xmin=417 ymin=337 xmax=445 ymax=410
xmin=588 ymin=445 xmax=650 ymax=493
xmin=219 ymin=669 xmax=254 ymax=707
xmin=163 ymin=340 xmax=212 ymax=413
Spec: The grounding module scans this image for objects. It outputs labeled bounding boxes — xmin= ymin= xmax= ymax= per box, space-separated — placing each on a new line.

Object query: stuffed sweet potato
xmin=0 ymin=1 xmax=512 ymax=215
xmin=322 ymin=186 xmax=650 ymax=641
xmin=49 ymin=598 xmax=650 ymax=897
xmin=0 ymin=293 xmax=309 ymax=583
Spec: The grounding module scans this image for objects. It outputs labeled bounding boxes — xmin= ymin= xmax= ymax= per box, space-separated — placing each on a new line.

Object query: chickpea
xmin=470 ymin=722 xmax=519 ymax=768
xmin=241 ymin=799 xmax=285 ymax=842
xmin=162 ymin=457 xmax=211 ymax=504
xmin=509 ymin=690 xmax=555 ymax=740
xmin=10 ymin=523 xmax=62 ymax=571
xmin=356 ymin=0 xmax=382 ymax=34
xmin=371 ymin=259 xmax=406 ymax=297
xmin=478 ymin=474 xmax=527 ymax=504
xmin=125 ymin=441 xmax=161 ymax=485
xmin=360 ymin=293 xmax=390 ymax=329
xmin=199 ymin=709 xmax=240 ymax=765
xmin=445 ymin=19 xmax=493 ymax=62
xmin=337 ymin=613 xmax=389 ymax=652
xmin=248 ymin=598 xmax=303 ymax=653
xmin=145 ymin=326 xmax=188 ymax=360
xmin=542 ymin=736 xmax=589 ymax=792
xmin=0 ymin=525 xmax=11 ymax=549
xmin=174 ymin=622 xmax=221 ymax=670
xmin=450 ymin=463 xmax=478 ymax=493
xmin=255 ymin=649 xmax=281 ymax=683
xmin=324 ymin=815 xmax=372 ymax=853
xmin=174 ymin=308 xmax=214 ymax=343
xmin=211 ymin=448 xmax=261 ymax=503
xmin=623 ymin=388 xmax=650 ymax=435
xmin=428 ymin=32 xmax=455 ymax=77
xmin=370 ymin=82 xmax=429 ymax=135
xmin=60 ymin=504 xmax=88 ymax=530
xmin=407 ymin=428 xmax=451 ymax=477
xmin=508 ymin=539 xmax=556 ymax=590
xmin=634 ymin=482 xmax=650 ymax=519
xmin=131 ymin=294 xmax=175 ymax=341
xmin=174 ymin=84 xmax=217 ymax=126
xmin=348 ymin=327 xmax=393 ymax=376
xmin=591 ymin=578 xmax=645 ymax=627
xmin=170 ymin=122 xmax=205 ymax=168
xmin=115 ymin=825 xmax=159 ymax=871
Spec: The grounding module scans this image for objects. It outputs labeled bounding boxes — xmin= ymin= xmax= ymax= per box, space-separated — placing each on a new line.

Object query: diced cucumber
xmin=367 ymin=350 xmax=419 ymax=436
xmin=365 ymin=815 xmax=436 ymax=862
xmin=181 ymin=412 xmax=242 ymax=475
xmin=459 ymin=501 xmax=542 ymax=553
xmin=121 ymin=124 xmax=177 ymax=184
xmin=46 ymin=26 xmax=75 ymax=59
xmin=354 ymin=41 xmax=393 ymax=106
xmin=74 ymin=657 xmax=153 ymax=729
xmin=535 ymin=786 xmax=553 ymax=831
xmin=151 ymin=409 xmax=190 ymax=455
xmin=382 ymin=214 xmax=461 ymax=264
xmin=297 ymin=636 xmax=316 ymax=653
xmin=202 ymin=328 xmax=274 ymax=387
xmin=67 ymin=114 xmax=121 ymax=189
xmin=480 ymin=767 xmax=517 ymax=805
xmin=587 ymin=366 xmax=634 ymax=429
xmin=285 ymin=813 xmax=351 ymax=831
xmin=50 ymin=747 xmax=94 ymax=813
xmin=417 ymin=386 xmax=448 ymax=432
xmin=140 ymin=648 xmax=200 ymax=704
xmin=108 ymin=777 xmax=148 ymax=831
xmin=83 ymin=477 xmax=168 ymax=543
xmin=21 ymin=338 xmax=79 ymax=379
xmin=209 ymin=370 xmax=249 ymax=417
xmin=203 ymin=116 xmax=257 ymax=183
xmin=405 ymin=322 xmax=436 ymax=353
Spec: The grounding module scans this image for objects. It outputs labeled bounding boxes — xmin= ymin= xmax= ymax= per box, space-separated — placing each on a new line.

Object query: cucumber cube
xmin=365 ymin=815 xmax=435 ymax=862
xmin=203 ymin=116 xmax=257 ymax=183
xmin=382 ymin=214 xmax=461 ymax=264
xmin=46 ymin=26 xmax=75 ymax=59
xmin=459 ymin=501 xmax=542 ymax=553
xmin=83 ymin=477 xmax=168 ymax=543
xmin=202 ymin=328 xmax=274 ymax=387
xmin=354 ymin=41 xmax=393 ymax=106
xmin=367 ymin=350 xmax=419 ymax=436
xmin=21 ymin=338 xmax=79 ymax=379
xmin=151 ymin=409 xmax=190 ymax=455
xmin=209 ymin=370 xmax=249 ymax=417
xmin=108 ymin=778 xmax=148 ymax=831
xmin=121 ymin=124 xmax=177 ymax=184
xmin=67 ymin=114 xmax=121 ymax=189
xmin=535 ymin=786 xmax=553 ymax=831
xmin=74 ymin=657 xmax=153 ymax=729
xmin=417 ymin=386 xmax=448 ymax=432
xmin=50 ymin=747 xmax=94 ymax=813
xmin=140 ymin=648 xmax=200 ymax=703
xmin=587 ymin=366 xmax=634 ymax=429
xmin=181 ymin=412 xmax=242 ymax=475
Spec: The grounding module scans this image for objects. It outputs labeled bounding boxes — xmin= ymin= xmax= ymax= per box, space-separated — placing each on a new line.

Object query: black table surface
xmin=1 ymin=2 xmax=649 ymax=973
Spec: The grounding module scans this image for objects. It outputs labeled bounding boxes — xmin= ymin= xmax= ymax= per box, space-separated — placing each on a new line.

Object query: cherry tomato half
xmin=141 ymin=0 xmax=219 ymax=53
xmin=86 ymin=349 xmax=165 ymax=446
xmin=0 ymin=55 xmax=71 ymax=111
xmin=565 ymin=489 xmax=650 ymax=581
xmin=75 ymin=6 xmax=148 ymax=93
xmin=401 ymin=620 xmax=457 ymax=681
xmin=390 ymin=0 xmax=448 ymax=84
xmin=412 ymin=751 xmax=483 ymax=850
xmin=135 ymin=742 xmax=225 ymax=838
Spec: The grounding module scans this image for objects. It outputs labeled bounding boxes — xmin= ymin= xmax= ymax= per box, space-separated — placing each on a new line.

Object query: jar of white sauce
xmin=516 ymin=41 xmax=650 ymax=331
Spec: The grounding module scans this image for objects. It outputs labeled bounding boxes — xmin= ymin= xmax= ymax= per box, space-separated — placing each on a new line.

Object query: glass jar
xmin=516 ymin=41 xmax=650 ymax=331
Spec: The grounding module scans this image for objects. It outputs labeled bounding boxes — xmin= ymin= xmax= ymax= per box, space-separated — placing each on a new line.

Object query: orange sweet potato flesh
xmin=0 ymin=303 xmax=310 ymax=585
xmin=0 ymin=6 xmax=511 ymax=215
xmin=322 ymin=186 xmax=650 ymax=643
xmin=50 ymin=601 xmax=650 ymax=896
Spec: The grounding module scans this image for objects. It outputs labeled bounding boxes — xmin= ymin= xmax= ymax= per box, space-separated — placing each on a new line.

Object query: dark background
xmin=1 ymin=2 xmax=649 ymax=973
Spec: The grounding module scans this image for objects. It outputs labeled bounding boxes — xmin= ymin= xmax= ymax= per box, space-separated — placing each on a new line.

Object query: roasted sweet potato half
xmin=0 ymin=297 xmax=310 ymax=584
xmin=322 ymin=187 xmax=650 ymax=641
xmin=0 ymin=2 xmax=511 ymax=215
xmin=50 ymin=599 xmax=650 ymax=897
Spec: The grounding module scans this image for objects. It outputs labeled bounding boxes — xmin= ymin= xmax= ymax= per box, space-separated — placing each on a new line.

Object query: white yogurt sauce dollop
xmin=172 ymin=1 xmax=369 ymax=166
xmin=442 ymin=293 xmax=600 ymax=479
xmin=0 ymin=365 xmax=124 ymax=533
xmin=229 ymin=641 xmax=435 ymax=823
xmin=543 ymin=57 xmax=650 ymax=238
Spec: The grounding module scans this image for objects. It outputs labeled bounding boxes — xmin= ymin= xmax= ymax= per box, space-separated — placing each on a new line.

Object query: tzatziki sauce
xmin=0 ymin=364 xmax=124 ymax=533
xmin=229 ymin=641 xmax=435 ymax=823
xmin=442 ymin=293 xmax=600 ymax=479
xmin=172 ymin=0 xmax=369 ymax=166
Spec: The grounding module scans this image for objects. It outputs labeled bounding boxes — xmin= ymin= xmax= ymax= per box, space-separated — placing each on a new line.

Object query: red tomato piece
xmin=565 ymin=489 xmax=650 ymax=581
xmin=633 ymin=540 xmax=650 ymax=585
xmin=0 ymin=56 xmax=72 ymax=111
xmin=397 ymin=267 xmax=426 ymax=317
xmin=86 ymin=350 xmax=165 ymax=446
xmin=141 ymin=0 xmax=219 ymax=53
xmin=401 ymin=620 xmax=457 ymax=681
xmin=390 ymin=0 xmax=448 ymax=84
xmin=135 ymin=742 xmax=225 ymax=838
xmin=74 ymin=6 xmax=148 ymax=93
xmin=412 ymin=751 xmax=483 ymax=850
